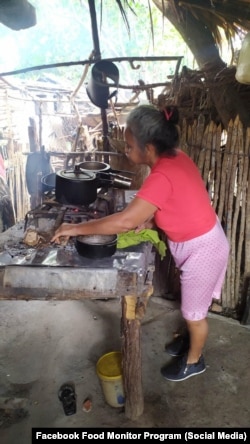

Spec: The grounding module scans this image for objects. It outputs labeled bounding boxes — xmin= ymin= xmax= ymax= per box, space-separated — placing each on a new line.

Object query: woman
xmin=51 ymin=104 xmax=229 ymax=382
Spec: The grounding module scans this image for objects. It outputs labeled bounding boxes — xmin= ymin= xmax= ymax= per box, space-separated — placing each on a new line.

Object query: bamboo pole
xmin=244 ymin=128 xmax=250 ymax=274
xmin=233 ymin=124 xmax=248 ymax=305
xmin=212 ymin=124 xmax=222 ymax=213
xmin=208 ymin=125 xmax=216 ymax=203
xmin=217 ymin=119 xmax=234 ymax=221
xmin=203 ymin=121 xmax=214 ymax=187
xmin=194 ymin=115 xmax=205 ymax=165
xmin=226 ymin=117 xmax=240 ymax=309
xmin=187 ymin=119 xmax=196 ymax=160
xmin=240 ymin=128 xmax=250 ymax=322
xmin=197 ymin=122 xmax=208 ymax=175
xmin=180 ymin=118 xmax=188 ymax=154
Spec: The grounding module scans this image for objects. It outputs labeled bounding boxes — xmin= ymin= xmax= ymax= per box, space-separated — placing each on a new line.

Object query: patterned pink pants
xmin=168 ymin=219 xmax=230 ymax=321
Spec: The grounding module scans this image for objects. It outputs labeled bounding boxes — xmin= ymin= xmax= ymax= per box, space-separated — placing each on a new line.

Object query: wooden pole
xmin=87 ymin=0 xmax=109 ymax=155
xmin=121 ymin=286 xmax=153 ymax=420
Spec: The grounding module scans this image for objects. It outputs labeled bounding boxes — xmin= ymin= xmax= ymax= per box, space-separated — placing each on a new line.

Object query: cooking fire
xmin=23 ymin=187 xmax=116 ymax=248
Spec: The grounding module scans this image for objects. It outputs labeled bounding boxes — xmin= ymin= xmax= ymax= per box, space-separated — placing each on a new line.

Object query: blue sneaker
xmin=161 ymin=354 xmax=206 ymax=382
xmin=165 ymin=332 xmax=190 ymax=357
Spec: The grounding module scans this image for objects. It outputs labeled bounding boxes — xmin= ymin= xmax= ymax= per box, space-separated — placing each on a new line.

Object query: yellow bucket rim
xmin=96 ymin=351 xmax=123 ymax=381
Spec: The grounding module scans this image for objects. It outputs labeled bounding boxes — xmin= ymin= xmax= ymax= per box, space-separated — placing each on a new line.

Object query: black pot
xmin=55 ymin=166 xmax=98 ymax=206
xmin=75 ymin=234 xmax=117 ymax=259
xmin=86 ymin=60 xmax=119 ymax=109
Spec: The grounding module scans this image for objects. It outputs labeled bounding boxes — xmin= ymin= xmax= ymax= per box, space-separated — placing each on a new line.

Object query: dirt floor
xmin=0 ymin=295 xmax=250 ymax=442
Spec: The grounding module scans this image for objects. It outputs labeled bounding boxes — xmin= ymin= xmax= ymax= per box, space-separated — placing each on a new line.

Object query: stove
xmin=0 ymin=188 xmax=155 ymax=300
xmin=24 ymin=187 xmax=118 ymax=244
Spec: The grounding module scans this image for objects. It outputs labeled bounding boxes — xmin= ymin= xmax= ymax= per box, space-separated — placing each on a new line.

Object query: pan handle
xmin=96 ymin=172 xmax=131 ymax=189
xmin=109 ymin=168 xmax=136 ymax=176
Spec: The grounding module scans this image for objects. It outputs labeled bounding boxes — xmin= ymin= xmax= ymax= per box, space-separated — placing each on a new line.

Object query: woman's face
xmin=124 ymin=128 xmax=146 ymax=165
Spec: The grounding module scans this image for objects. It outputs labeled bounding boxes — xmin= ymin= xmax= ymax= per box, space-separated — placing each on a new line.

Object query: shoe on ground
xmin=161 ymin=354 xmax=206 ymax=382
xmin=165 ymin=332 xmax=190 ymax=357
xmin=58 ymin=383 xmax=76 ymax=416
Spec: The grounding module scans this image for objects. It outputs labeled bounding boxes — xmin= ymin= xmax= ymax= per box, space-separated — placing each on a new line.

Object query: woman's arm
xmin=51 ymin=197 xmax=157 ymax=243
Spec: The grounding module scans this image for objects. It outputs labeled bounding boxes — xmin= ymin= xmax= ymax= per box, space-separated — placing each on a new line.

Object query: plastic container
xmin=235 ymin=32 xmax=250 ymax=84
xmin=96 ymin=351 xmax=125 ymax=408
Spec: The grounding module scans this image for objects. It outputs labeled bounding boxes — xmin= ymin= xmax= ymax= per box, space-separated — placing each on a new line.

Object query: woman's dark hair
xmin=126 ymin=104 xmax=179 ymax=156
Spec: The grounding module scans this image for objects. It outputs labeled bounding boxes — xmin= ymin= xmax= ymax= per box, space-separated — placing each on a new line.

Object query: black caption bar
xmin=32 ymin=428 xmax=249 ymax=443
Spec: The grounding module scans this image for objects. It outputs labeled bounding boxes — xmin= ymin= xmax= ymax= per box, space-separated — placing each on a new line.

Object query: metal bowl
xmin=75 ymin=234 xmax=117 ymax=258
xmin=77 ymin=234 xmax=117 ymax=245
xmin=79 ymin=161 xmax=110 ymax=173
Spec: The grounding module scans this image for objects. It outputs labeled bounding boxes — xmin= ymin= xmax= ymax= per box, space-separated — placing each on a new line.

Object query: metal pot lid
xmin=56 ymin=169 xmax=96 ymax=181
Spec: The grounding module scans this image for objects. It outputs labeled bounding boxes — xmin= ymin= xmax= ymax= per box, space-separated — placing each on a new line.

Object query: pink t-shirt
xmin=136 ymin=150 xmax=216 ymax=242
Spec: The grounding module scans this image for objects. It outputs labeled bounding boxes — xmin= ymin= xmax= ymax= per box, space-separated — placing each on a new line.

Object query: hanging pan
xmin=86 ymin=60 xmax=119 ymax=109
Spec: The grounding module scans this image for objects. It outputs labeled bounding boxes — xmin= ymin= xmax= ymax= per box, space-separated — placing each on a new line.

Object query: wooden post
xmin=121 ymin=285 xmax=153 ymax=420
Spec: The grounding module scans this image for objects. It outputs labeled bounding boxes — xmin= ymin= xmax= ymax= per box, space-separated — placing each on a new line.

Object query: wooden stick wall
xmin=7 ymin=152 xmax=30 ymax=222
xmin=180 ymin=115 xmax=250 ymax=316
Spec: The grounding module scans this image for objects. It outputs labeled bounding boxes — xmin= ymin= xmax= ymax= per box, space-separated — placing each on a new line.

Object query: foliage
xmin=152 ymin=0 xmax=250 ymax=58
xmin=0 ymin=0 xmax=194 ymax=82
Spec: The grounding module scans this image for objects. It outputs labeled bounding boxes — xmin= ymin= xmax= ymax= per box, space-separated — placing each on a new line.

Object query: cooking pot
xmin=55 ymin=165 xmax=99 ymax=206
xmin=75 ymin=234 xmax=117 ymax=259
xmin=79 ymin=160 xmax=135 ymax=177
xmin=54 ymin=162 xmax=132 ymax=206
xmin=41 ymin=167 xmax=111 ymax=194
xmin=79 ymin=161 xmax=111 ymax=173
xmin=79 ymin=161 xmax=132 ymax=189
xmin=41 ymin=172 xmax=56 ymax=192
xmin=86 ymin=60 xmax=119 ymax=109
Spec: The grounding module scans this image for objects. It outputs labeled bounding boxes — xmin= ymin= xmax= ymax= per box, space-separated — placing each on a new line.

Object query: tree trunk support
xmin=121 ymin=285 xmax=153 ymax=420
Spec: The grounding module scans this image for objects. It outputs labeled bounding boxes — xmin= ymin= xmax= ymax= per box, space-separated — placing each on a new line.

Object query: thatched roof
xmin=153 ymin=0 xmax=250 ymax=49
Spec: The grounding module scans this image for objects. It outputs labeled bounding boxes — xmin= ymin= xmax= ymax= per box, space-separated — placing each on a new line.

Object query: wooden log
xmin=121 ymin=286 xmax=153 ymax=420
xmin=121 ymin=295 xmax=143 ymax=420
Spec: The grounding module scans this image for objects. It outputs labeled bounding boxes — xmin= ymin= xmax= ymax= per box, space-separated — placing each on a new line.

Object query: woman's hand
xmin=51 ymin=223 xmax=76 ymax=244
